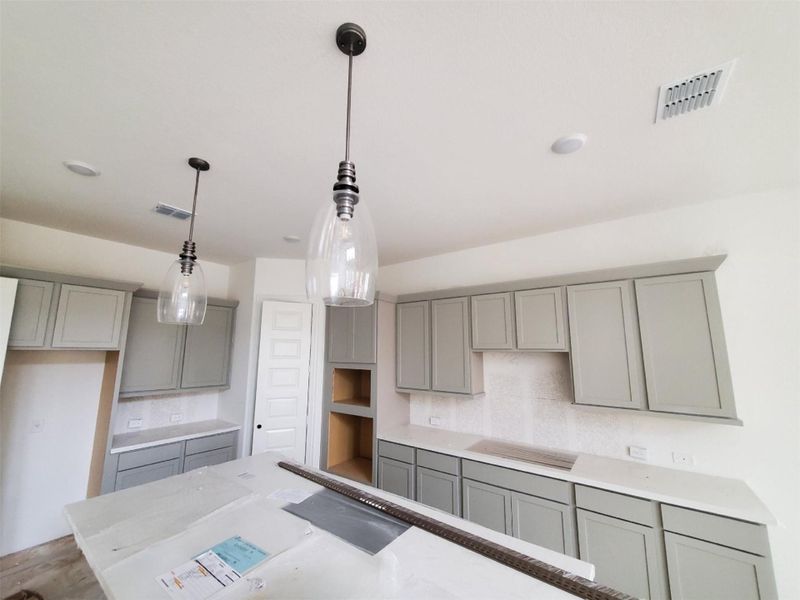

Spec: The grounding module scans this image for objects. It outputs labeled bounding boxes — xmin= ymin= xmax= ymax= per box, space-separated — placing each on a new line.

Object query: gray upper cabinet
xmin=462 ymin=478 xmax=512 ymax=534
xmin=567 ymin=280 xmax=646 ymax=410
xmin=327 ymin=304 xmax=376 ymax=364
xmin=515 ymin=287 xmax=569 ymax=351
xmin=51 ymin=284 xmax=126 ymax=349
xmin=8 ymin=279 xmax=54 ymax=347
xmin=431 ymin=297 xmax=483 ymax=394
xmin=181 ymin=304 xmax=234 ymax=389
xmin=119 ymin=297 xmax=185 ymax=394
xmin=416 ymin=466 xmax=461 ymax=516
xmin=664 ymin=533 xmax=777 ymax=600
xmin=511 ymin=491 xmax=577 ymax=557
xmin=635 ymin=273 xmax=736 ymax=418
xmin=577 ymin=508 xmax=668 ymax=600
xmin=396 ymin=301 xmax=431 ymax=390
xmin=471 ymin=292 xmax=515 ymax=350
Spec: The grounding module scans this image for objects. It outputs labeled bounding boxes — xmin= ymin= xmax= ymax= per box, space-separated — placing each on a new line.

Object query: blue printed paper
xmin=205 ymin=536 xmax=268 ymax=574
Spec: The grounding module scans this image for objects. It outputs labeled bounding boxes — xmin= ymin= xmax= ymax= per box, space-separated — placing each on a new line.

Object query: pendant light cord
xmin=345 ymin=51 xmax=353 ymax=162
xmin=188 ymin=168 xmax=200 ymax=242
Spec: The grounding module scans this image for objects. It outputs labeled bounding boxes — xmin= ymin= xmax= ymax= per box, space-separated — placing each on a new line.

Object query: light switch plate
xmin=170 ymin=413 xmax=183 ymax=423
xmin=429 ymin=416 xmax=442 ymax=427
xmin=127 ymin=418 xmax=144 ymax=429
xmin=629 ymin=445 xmax=648 ymax=461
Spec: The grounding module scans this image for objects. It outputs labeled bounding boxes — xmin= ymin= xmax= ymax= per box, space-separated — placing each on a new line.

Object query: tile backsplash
xmin=114 ymin=391 xmax=219 ymax=434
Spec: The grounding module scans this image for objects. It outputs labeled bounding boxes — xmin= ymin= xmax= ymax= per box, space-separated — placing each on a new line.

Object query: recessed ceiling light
xmin=551 ymin=134 xmax=587 ymax=155
xmin=63 ymin=160 xmax=101 ymax=176
xmin=283 ymin=235 xmax=301 ymax=243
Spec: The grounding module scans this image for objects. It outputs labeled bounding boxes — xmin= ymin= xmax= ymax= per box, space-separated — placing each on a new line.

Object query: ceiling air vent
xmin=154 ymin=202 xmax=194 ymax=220
xmin=655 ymin=59 xmax=736 ymax=122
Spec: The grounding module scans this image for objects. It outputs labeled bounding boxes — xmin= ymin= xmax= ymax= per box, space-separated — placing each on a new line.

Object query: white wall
xmin=0 ymin=218 xmax=231 ymax=297
xmin=0 ymin=351 xmax=105 ymax=554
xmin=378 ymin=187 xmax=800 ymax=599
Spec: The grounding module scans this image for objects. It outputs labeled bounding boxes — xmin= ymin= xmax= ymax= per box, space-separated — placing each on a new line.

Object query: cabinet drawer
xmin=185 ymin=432 xmax=237 ymax=456
xmin=416 ymin=449 xmax=459 ymax=475
xmin=117 ymin=442 xmax=183 ymax=471
xmin=576 ymin=485 xmax=659 ymax=527
xmin=378 ymin=440 xmax=415 ymax=464
xmin=183 ymin=446 xmax=234 ymax=472
xmin=115 ymin=458 xmax=181 ymax=491
xmin=461 ymin=459 xmax=572 ymax=504
xmin=661 ymin=504 xmax=769 ymax=557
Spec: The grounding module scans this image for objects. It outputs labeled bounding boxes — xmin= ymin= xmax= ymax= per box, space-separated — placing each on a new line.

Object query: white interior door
xmin=252 ymin=301 xmax=312 ymax=462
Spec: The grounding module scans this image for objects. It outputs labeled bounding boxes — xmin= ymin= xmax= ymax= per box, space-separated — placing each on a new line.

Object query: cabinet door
xmin=114 ymin=458 xmax=182 ymax=491
xmin=181 ymin=305 xmax=234 ymax=389
xmin=577 ymin=509 xmax=668 ymax=600
xmin=635 ymin=273 xmax=736 ymax=418
xmin=511 ymin=491 xmax=577 ymax=557
xmin=327 ymin=306 xmax=354 ymax=363
xmin=416 ymin=466 xmax=461 ymax=516
xmin=51 ymin=284 xmax=126 ymax=349
xmin=471 ymin=292 xmax=515 ymax=350
xmin=664 ymin=532 xmax=777 ymax=600
xmin=352 ymin=303 xmax=377 ymax=363
xmin=515 ymin=287 xmax=569 ymax=351
xmin=120 ymin=297 xmax=185 ymax=394
xmin=8 ymin=279 xmax=53 ymax=347
xmin=567 ymin=281 xmax=646 ymax=409
xmin=377 ymin=456 xmax=414 ymax=499
xmin=462 ymin=478 xmax=512 ymax=534
xmin=183 ymin=446 xmax=234 ymax=472
xmin=396 ymin=301 xmax=431 ymax=390
xmin=431 ymin=297 xmax=472 ymax=394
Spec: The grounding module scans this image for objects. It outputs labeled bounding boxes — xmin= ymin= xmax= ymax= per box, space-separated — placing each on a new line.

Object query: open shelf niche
xmin=327 ymin=412 xmax=373 ymax=484
xmin=332 ymin=368 xmax=372 ymax=408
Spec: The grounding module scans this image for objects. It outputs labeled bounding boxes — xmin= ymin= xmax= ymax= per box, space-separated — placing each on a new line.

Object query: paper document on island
xmin=157 ymin=536 xmax=268 ymax=599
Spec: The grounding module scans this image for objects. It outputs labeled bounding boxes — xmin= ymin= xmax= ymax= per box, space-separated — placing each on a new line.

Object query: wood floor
xmin=0 ymin=536 xmax=104 ymax=600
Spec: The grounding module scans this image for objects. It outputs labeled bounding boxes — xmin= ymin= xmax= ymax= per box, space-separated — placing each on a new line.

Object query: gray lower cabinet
xmin=377 ymin=456 xmax=415 ymax=499
xmin=431 ymin=297 xmax=483 ymax=395
xmin=183 ymin=446 xmax=234 ymax=472
xmin=396 ymin=301 xmax=431 ymax=390
xmin=511 ymin=491 xmax=577 ymax=556
xmin=514 ymin=287 xmax=569 ymax=351
xmin=635 ymin=273 xmax=736 ymax=419
xmin=8 ymin=279 xmax=54 ymax=347
xmin=120 ymin=297 xmax=185 ymax=394
xmin=115 ymin=458 xmax=182 ymax=491
xmin=327 ymin=304 xmax=376 ymax=364
xmin=181 ymin=304 xmax=235 ymax=389
xmin=471 ymin=292 xmax=515 ymax=350
xmin=416 ymin=466 xmax=460 ymax=516
xmin=462 ymin=478 xmax=513 ymax=534
xmin=567 ymin=280 xmax=647 ymax=410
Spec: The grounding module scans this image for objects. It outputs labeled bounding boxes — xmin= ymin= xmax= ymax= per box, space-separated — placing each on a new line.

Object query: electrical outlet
xmin=170 ymin=413 xmax=183 ymax=423
xmin=673 ymin=452 xmax=695 ymax=466
xmin=429 ymin=416 xmax=442 ymax=427
xmin=628 ymin=445 xmax=648 ymax=461
xmin=127 ymin=418 xmax=144 ymax=430
xmin=30 ymin=419 xmax=45 ymax=433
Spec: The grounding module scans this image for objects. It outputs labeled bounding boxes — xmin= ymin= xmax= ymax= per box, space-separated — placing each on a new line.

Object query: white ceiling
xmin=1 ymin=1 xmax=798 ymax=266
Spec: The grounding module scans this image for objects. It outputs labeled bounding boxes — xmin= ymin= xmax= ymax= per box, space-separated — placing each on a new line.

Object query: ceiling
xmin=1 ymin=1 xmax=798 ymax=266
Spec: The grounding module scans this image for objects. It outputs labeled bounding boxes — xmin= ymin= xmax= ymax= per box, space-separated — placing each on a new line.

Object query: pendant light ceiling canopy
xmin=157 ymin=157 xmax=210 ymax=325
xmin=306 ymin=23 xmax=378 ymax=307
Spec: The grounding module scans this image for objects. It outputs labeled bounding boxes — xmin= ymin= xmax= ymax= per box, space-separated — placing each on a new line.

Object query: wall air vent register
xmin=655 ymin=60 xmax=736 ymax=122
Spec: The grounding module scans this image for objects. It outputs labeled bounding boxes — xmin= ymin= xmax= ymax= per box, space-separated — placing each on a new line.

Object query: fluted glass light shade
xmin=306 ymin=199 xmax=377 ymax=306
xmin=157 ymin=259 xmax=207 ymax=324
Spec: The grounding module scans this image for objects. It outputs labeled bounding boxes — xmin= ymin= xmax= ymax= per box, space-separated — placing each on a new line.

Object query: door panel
xmin=8 ymin=279 xmax=52 ymax=348
xmin=417 ymin=466 xmax=461 ymax=516
xmin=114 ymin=459 xmax=181 ymax=491
xmin=431 ymin=297 xmax=471 ymax=393
xmin=180 ymin=305 xmax=234 ymax=388
xmin=378 ymin=456 xmax=414 ymax=499
xmin=512 ymin=491 xmax=576 ymax=556
xmin=396 ymin=301 xmax=430 ymax=390
xmin=515 ymin=287 xmax=568 ymax=350
xmin=462 ymin=478 xmax=512 ymax=534
xmin=471 ymin=293 xmax=515 ymax=350
xmin=253 ymin=301 xmax=312 ymax=462
xmin=51 ymin=284 xmax=125 ymax=349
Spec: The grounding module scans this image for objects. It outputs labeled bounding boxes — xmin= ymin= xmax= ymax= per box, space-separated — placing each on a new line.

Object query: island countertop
xmin=378 ymin=424 xmax=776 ymax=526
xmin=65 ymin=452 xmax=597 ymax=600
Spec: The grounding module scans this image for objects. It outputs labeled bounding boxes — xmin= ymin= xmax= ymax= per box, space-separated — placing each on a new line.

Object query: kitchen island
xmin=65 ymin=452 xmax=598 ymax=599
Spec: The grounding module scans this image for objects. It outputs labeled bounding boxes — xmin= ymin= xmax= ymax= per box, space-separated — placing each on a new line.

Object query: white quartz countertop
xmin=66 ymin=452 xmax=595 ymax=599
xmin=379 ymin=424 xmax=776 ymax=525
xmin=110 ymin=419 xmax=240 ymax=454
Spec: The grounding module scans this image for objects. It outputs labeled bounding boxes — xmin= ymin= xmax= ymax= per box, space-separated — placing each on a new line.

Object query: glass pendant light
xmin=157 ymin=158 xmax=209 ymax=325
xmin=306 ymin=23 xmax=378 ymax=307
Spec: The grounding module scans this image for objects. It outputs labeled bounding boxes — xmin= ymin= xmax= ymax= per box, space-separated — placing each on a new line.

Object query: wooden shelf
xmin=332 ymin=368 xmax=372 ymax=408
xmin=329 ymin=457 xmax=373 ymax=484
